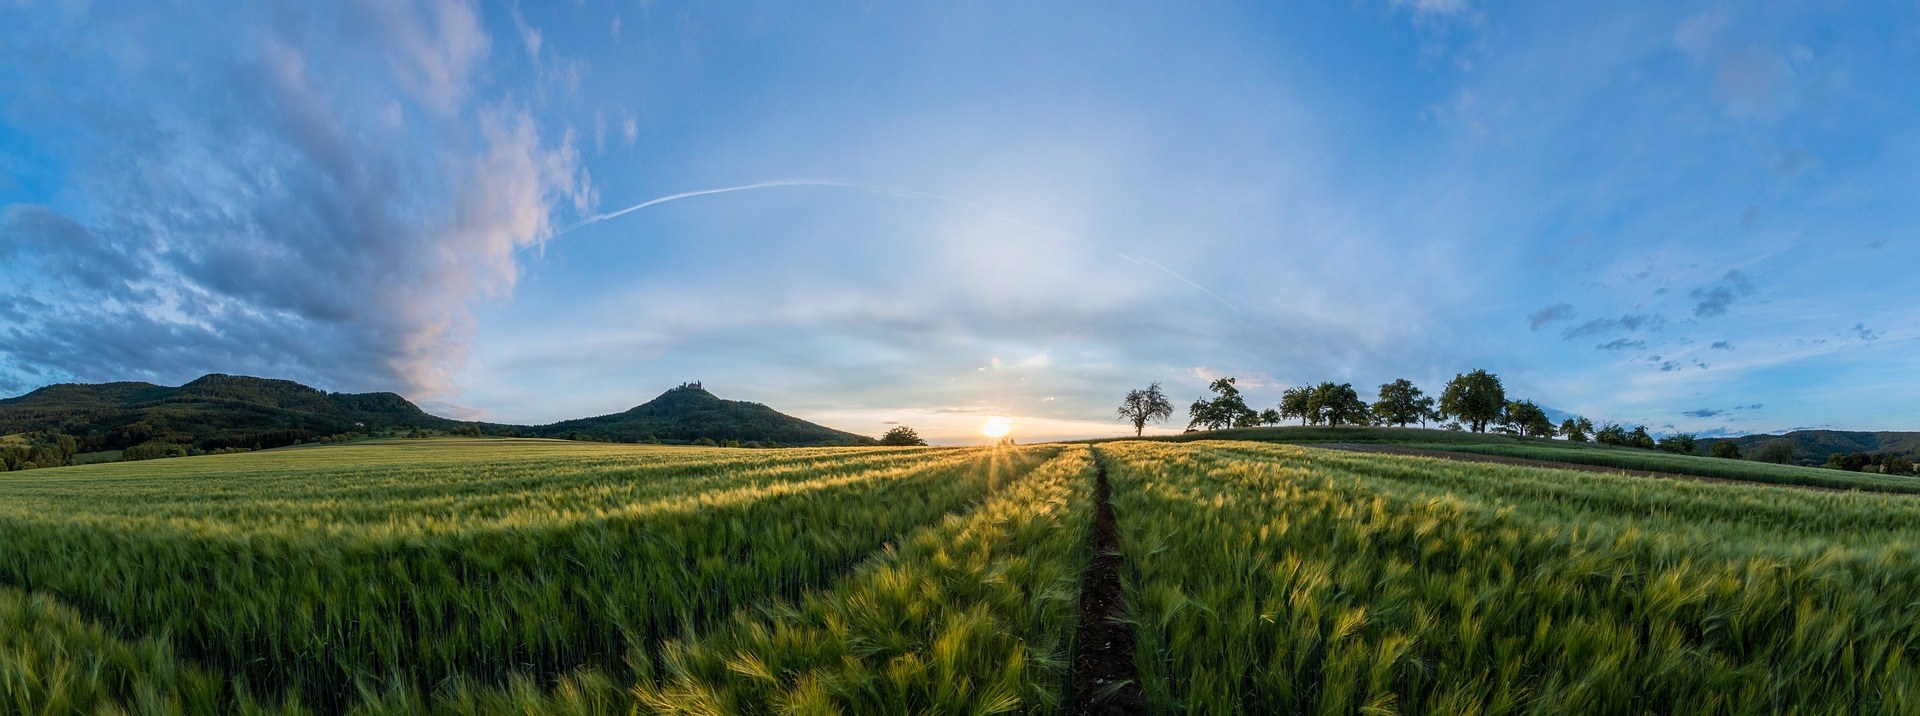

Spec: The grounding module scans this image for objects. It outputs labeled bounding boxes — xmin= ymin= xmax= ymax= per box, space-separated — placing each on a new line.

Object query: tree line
xmin=1113 ymin=370 xmax=1897 ymax=469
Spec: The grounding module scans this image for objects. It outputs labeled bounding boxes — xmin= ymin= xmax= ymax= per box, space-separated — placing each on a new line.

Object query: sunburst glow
xmin=981 ymin=416 xmax=1012 ymax=439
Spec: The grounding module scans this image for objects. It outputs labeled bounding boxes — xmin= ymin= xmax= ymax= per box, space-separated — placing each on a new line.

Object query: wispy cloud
xmin=1690 ymin=270 xmax=1754 ymax=317
xmin=1528 ymin=303 xmax=1575 ymax=330
xmin=1564 ymin=314 xmax=1664 ymax=340
xmin=0 ymin=1 xmax=587 ymax=396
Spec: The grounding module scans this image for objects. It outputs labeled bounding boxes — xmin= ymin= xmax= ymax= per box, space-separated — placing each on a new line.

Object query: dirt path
xmin=1310 ymin=443 xmax=1849 ymax=493
xmin=1070 ymin=452 xmax=1144 ymax=715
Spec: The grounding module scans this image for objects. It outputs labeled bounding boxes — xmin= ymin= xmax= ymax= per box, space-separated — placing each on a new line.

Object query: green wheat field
xmin=6 ymin=438 xmax=1920 ymax=714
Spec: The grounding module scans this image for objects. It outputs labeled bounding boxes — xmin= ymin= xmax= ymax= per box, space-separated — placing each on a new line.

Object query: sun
xmin=981 ymin=416 xmax=1012 ymax=439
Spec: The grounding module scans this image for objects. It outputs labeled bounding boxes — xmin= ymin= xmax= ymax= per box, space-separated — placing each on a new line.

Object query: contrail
xmin=526 ymin=177 xmax=1239 ymax=312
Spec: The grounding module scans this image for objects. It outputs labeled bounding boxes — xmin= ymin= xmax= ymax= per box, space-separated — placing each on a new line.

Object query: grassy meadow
xmin=4 ymin=437 xmax=1920 ymax=712
xmin=1141 ymin=425 xmax=1920 ymax=493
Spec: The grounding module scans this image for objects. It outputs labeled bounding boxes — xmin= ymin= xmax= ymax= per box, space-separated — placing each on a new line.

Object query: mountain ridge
xmin=0 ymin=374 xmax=873 ymax=464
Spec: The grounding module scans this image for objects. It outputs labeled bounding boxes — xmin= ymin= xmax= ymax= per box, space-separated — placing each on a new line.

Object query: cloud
xmin=1710 ymin=340 xmax=1733 ymax=350
xmin=1597 ymin=338 xmax=1646 ymax=352
xmin=1190 ymin=366 xmax=1283 ymax=390
xmin=1684 ymin=403 xmax=1762 ymax=419
xmin=0 ymin=2 xmax=587 ymax=396
xmin=1689 ymin=270 xmax=1754 ymax=317
xmin=1528 ymin=303 xmax=1575 ymax=330
xmin=1854 ymin=323 xmax=1880 ymax=341
xmin=1563 ymin=313 xmax=1663 ymax=340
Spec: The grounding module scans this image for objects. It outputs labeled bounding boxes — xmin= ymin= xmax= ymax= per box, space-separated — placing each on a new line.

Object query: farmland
xmin=1147 ymin=425 xmax=1920 ymax=494
xmin=5 ymin=437 xmax=1920 ymax=712
xmin=1107 ymin=440 xmax=1920 ymax=712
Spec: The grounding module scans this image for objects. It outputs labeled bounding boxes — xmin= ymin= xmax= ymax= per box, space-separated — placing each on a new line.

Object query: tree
xmin=1560 ymin=416 xmax=1593 ymax=442
xmin=1258 ymin=408 xmax=1283 ymax=426
xmin=1371 ymin=379 xmax=1431 ymax=428
xmin=1188 ymin=378 xmax=1259 ymax=431
xmin=1824 ymin=452 xmax=1868 ymax=471
xmin=879 ymin=426 xmax=928 ymax=446
xmin=1752 ymin=440 xmax=1796 ymax=464
xmin=1709 ymin=441 xmax=1740 ymax=459
xmin=1656 ymin=433 xmax=1698 ymax=455
xmin=1115 ymin=382 xmax=1175 ymax=437
xmin=1308 ymin=382 xmax=1370 ymax=427
xmin=1627 ymin=426 xmax=1655 ymax=450
xmin=1278 ymin=386 xmax=1313 ymax=426
xmin=1886 ymin=456 xmax=1915 ymax=475
xmin=1595 ymin=423 xmax=1629 ymax=446
xmin=1503 ymin=400 xmax=1555 ymax=438
xmin=1439 ymin=369 xmax=1505 ymax=433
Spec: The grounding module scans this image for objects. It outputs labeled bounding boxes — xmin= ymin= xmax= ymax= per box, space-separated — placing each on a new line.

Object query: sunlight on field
xmin=9 ymin=438 xmax=1920 ymax=712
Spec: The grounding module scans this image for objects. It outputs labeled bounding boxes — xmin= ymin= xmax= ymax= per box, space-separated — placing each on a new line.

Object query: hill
xmin=531 ymin=383 xmax=875 ymax=446
xmin=0 ymin=374 xmax=455 ymax=454
xmin=1719 ymin=430 xmax=1920 ymax=464
xmin=0 ymin=376 xmax=874 ymax=469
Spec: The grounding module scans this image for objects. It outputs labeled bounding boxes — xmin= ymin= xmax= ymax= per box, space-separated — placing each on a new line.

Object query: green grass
xmin=1132 ymin=425 xmax=1920 ymax=493
xmin=630 ymin=445 xmax=1098 ymax=713
xmin=0 ymin=438 xmax=1057 ymax=711
xmin=1104 ymin=440 xmax=1920 ymax=713
xmin=0 ymin=586 xmax=287 ymax=715
xmin=1419 ymin=440 xmax=1920 ymax=493
xmin=9 ymin=435 xmax=1920 ymax=713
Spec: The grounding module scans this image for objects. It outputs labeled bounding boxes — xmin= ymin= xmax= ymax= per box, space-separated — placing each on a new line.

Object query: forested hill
xmin=531 ymin=383 xmax=876 ymax=446
xmin=1 ymin=376 xmax=874 ymax=469
xmin=0 ymin=374 xmax=455 ymax=454
xmin=1722 ymin=430 xmax=1920 ymax=465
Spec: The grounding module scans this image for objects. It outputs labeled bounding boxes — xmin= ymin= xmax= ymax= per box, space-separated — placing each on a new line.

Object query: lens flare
xmin=981 ymin=416 xmax=1012 ymax=439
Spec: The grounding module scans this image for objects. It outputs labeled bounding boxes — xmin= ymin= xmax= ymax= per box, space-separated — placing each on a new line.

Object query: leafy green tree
xmin=1752 ymin=440 xmax=1796 ymax=464
xmin=1502 ymin=400 xmax=1555 ymax=438
xmin=879 ymin=426 xmax=928 ymax=446
xmin=1886 ymin=456 xmax=1916 ymax=475
xmin=1595 ymin=423 xmax=1629 ymax=446
xmin=1559 ymin=416 xmax=1593 ymax=442
xmin=1824 ymin=452 xmax=1868 ymax=471
xmin=1308 ymin=382 xmax=1370 ymax=427
xmin=1371 ymin=379 xmax=1431 ymax=428
xmin=691 ymin=437 xmax=719 ymax=447
xmin=1116 ymin=382 xmax=1175 ymax=437
xmin=1627 ymin=426 xmax=1655 ymax=450
xmin=1439 ymin=369 xmax=1505 ymax=433
xmin=1278 ymin=386 xmax=1313 ymax=426
xmin=1657 ymin=433 xmax=1699 ymax=455
xmin=1709 ymin=441 xmax=1740 ymax=459
xmin=1258 ymin=408 xmax=1282 ymax=426
xmin=1188 ymin=378 xmax=1259 ymax=431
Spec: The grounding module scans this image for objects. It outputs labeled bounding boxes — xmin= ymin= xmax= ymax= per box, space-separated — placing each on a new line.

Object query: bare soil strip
xmin=1311 ymin=442 xmax=1850 ymax=493
xmin=1070 ymin=452 xmax=1145 ymax=715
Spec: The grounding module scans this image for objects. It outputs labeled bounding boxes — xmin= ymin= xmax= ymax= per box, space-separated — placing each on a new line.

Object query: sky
xmin=2 ymin=1 xmax=1916 ymax=444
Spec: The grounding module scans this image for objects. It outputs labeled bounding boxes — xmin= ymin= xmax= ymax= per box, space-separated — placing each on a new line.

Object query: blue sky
xmin=2 ymin=1 xmax=1915 ymax=443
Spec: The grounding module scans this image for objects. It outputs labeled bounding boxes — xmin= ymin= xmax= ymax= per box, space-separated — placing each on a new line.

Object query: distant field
xmin=5 ymin=437 xmax=1920 ymax=712
xmin=1135 ymin=425 xmax=1920 ymax=493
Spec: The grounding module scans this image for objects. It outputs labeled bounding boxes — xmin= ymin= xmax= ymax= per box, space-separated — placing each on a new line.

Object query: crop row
xmin=355 ymin=445 xmax=1104 ymax=714
xmin=1104 ymin=440 xmax=1920 ymax=713
xmin=0 ymin=441 xmax=1059 ymax=711
xmin=1419 ymin=440 xmax=1920 ymax=493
